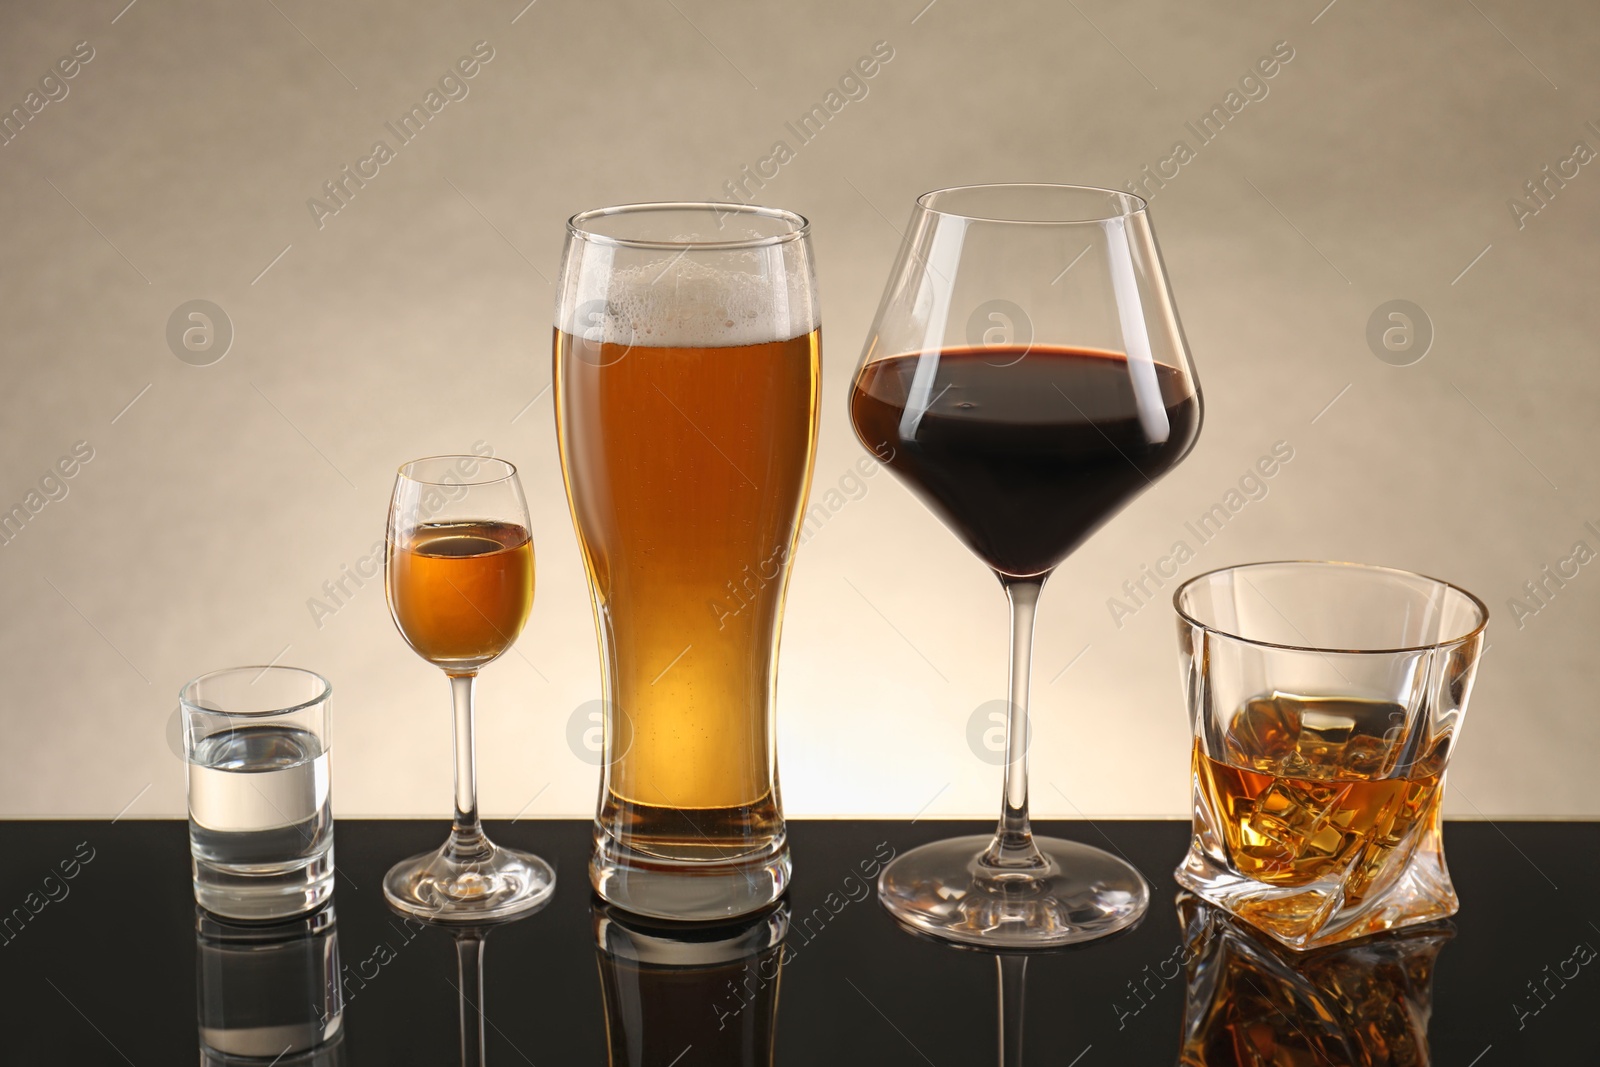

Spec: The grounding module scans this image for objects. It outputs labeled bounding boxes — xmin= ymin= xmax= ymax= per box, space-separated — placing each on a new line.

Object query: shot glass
xmin=1173 ymin=562 xmax=1487 ymax=950
xmin=197 ymin=904 xmax=345 ymax=1064
xmin=182 ymin=666 xmax=335 ymax=920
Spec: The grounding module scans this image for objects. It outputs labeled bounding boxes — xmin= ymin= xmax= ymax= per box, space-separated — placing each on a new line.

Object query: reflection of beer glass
xmin=555 ymin=203 xmax=821 ymax=920
xmin=594 ymin=900 xmax=788 ymax=1065
xmin=1176 ymin=894 xmax=1450 ymax=1066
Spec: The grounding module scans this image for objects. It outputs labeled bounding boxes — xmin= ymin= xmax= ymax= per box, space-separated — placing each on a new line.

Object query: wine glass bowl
xmin=850 ymin=184 xmax=1201 ymax=948
xmin=382 ymin=455 xmax=555 ymax=922
xmin=850 ymin=344 xmax=1199 ymax=579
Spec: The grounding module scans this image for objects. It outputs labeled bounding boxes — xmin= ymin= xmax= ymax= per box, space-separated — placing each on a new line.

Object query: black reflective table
xmin=3 ymin=819 xmax=1591 ymax=1062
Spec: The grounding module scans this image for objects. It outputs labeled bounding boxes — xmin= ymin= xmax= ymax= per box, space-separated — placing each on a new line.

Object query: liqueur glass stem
xmin=449 ymin=673 xmax=489 ymax=863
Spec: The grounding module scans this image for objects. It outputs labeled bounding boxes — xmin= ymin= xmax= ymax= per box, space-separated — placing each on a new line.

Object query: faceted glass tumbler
xmin=1172 ymin=562 xmax=1487 ymax=950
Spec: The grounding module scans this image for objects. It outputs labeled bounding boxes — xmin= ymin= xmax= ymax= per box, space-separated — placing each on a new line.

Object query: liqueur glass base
xmin=383 ymin=839 xmax=555 ymax=924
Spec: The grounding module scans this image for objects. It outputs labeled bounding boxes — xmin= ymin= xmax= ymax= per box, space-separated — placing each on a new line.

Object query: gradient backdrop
xmin=2 ymin=0 xmax=1595 ymax=820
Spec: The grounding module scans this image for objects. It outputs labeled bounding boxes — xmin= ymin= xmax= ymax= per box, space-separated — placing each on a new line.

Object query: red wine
xmin=850 ymin=345 xmax=1201 ymax=578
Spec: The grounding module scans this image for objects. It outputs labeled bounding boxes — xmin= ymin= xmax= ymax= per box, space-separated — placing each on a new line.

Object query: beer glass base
xmin=383 ymin=840 xmax=555 ymax=924
xmin=877 ymin=835 xmax=1149 ymax=949
xmin=591 ymin=835 xmax=791 ymax=922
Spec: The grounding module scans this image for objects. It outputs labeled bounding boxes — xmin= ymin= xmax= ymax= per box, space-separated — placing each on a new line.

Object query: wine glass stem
xmin=449 ymin=673 xmax=490 ymax=861
xmin=984 ymin=577 xmax=1045 ymax=869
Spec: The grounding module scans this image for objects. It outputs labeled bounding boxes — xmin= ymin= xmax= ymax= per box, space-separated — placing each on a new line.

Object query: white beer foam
xmin=572 ymin=254 xmax=817 ymax=348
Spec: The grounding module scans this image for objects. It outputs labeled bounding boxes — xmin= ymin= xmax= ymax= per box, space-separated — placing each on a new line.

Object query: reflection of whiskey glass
xmin=1173 ymin=562 xmax=1487 ymax=950
xmin=1176 ymin=894 xmax=1450 ymax=1066
xmin=593 ymin=900 xmax=788 ymax=1065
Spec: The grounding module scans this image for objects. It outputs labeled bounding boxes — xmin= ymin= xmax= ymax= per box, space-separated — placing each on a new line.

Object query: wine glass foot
xmin=383 ymin=838 xmax=555 ymax=923
xmin=877 ymin=834 xmax=1149 ymax=949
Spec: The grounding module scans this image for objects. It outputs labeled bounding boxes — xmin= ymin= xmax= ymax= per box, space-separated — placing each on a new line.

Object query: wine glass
xmin=849 ymin=184 xmax=1203 ymax=947
xmin=382 ymin=455 xmax=555 ymax=921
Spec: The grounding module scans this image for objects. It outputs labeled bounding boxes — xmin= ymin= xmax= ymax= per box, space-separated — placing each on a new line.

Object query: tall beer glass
xmin=554 ymin=203 xmax=820 ymax=920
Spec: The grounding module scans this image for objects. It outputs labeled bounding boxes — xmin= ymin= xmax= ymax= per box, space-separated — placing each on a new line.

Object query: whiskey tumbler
xmin=1173 ymin=561 xmax=1486 ymax=950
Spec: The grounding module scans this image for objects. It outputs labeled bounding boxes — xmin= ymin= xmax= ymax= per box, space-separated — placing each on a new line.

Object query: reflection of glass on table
xmin=994 ymin=953 xmax=1028 ymax=1067
xmin=195 ymin=903 xmax=344 ymax=1065
xmin=593 ymin=900 xmax=789 ymax=1065
xmin=449 ymin=925 xmax=493 ymax=1067
xmin=391 ymin=901 xmax=547 ymax=1067
xmin=1177 ymin=894 xmax=1450 ymax=1067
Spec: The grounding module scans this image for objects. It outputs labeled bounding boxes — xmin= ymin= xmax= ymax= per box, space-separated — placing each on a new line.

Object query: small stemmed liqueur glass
xmin=850 ymin=184 xmax=1203 ymax=947
xmin=382 ymin=456 xmax=554 ymax=921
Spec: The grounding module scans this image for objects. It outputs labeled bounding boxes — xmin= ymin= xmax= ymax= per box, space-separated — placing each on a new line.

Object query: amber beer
xmin=556 ymin=324 xmax=819 ymax=872
xmin=554 ymin=204 xmax=821 ymax=919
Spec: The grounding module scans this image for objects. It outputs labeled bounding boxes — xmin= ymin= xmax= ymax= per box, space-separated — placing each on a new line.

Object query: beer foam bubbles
xmin=568 ymin=253 xmax=817 ymax=349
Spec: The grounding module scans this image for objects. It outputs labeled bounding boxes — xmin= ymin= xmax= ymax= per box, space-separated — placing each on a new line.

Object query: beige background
xmin=1 ymin=0 xmax=1595 ymax=821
